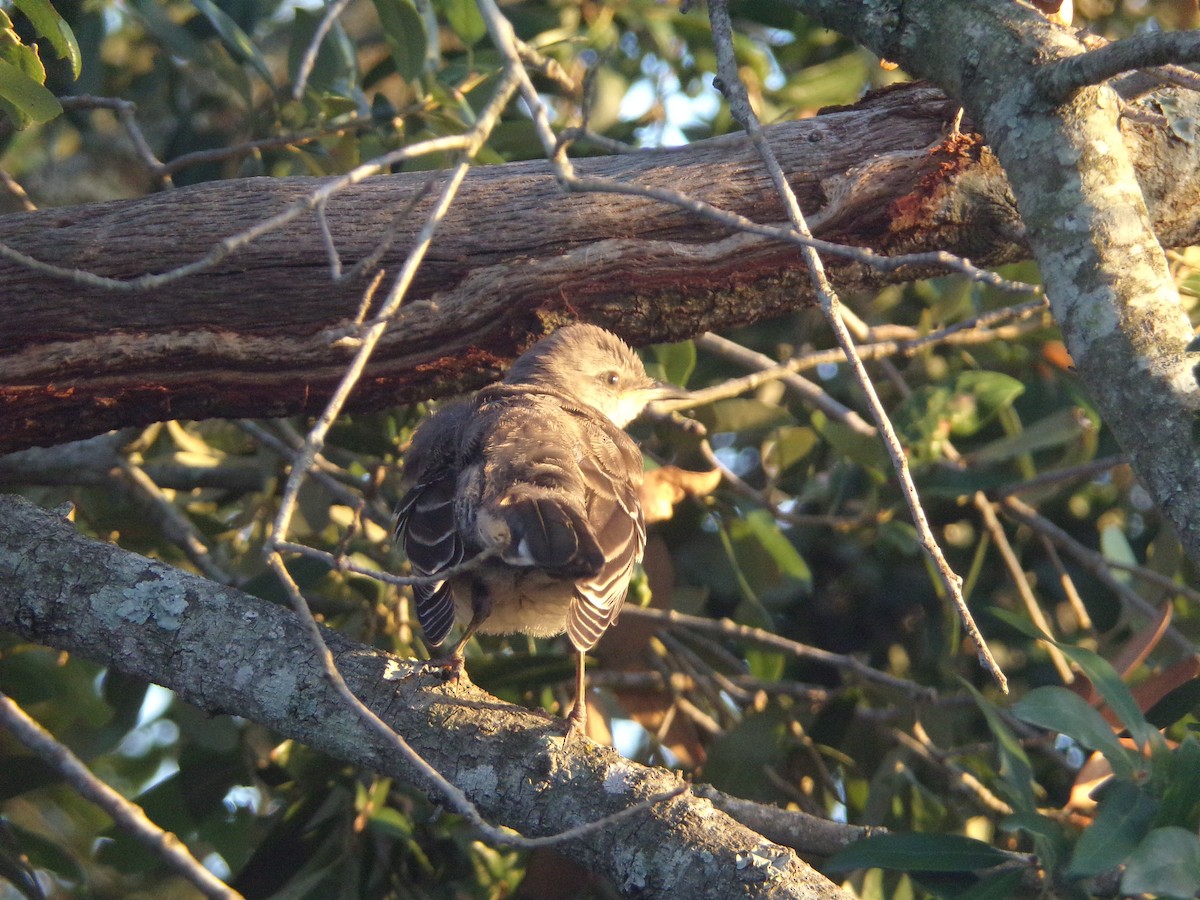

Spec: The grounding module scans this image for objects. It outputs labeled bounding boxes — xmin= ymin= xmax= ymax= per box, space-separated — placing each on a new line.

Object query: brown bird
xmin=395 ymin=324 xmax=677 ymax=736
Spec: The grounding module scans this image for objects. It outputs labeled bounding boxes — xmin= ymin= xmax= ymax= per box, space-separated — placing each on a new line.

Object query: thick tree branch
xmin=0 ymin=494 xmax=853 ymax=899
xmin=1037 ymin=30 xmax=1200 ymax=102
xmin=2 ymin=81 xmax=1199 ymax=453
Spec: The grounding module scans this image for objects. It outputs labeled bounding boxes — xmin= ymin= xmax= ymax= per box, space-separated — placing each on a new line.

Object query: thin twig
xmin=0 ymin=134 xmax=474 ymax=289
xmin=1000 ymin=496 xmax=1195 ymax=653
xmin=705 ymin=0 xmax=1006 ymax=692
xmin=274 ymin=539 xmax=498 ymax=587
xmin=292 ymin=0 xmax=356 ymax=101
xmin=695 ymin=332 xmax=875 ymax=436
xmin=622 ymin=606 xmax=936 ymax=699
xmin=116 ymin=459 xmax=237 ymax=586
xmin=0 ymin=692 xmax=242 ymax=900
xmin=0 ymin=169 xmax=36 ymax=211
xmin=652 ymin=300 xmax=1051 ymax=418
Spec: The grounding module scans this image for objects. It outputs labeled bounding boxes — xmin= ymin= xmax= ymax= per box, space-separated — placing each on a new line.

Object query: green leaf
xmin=191 ymin=0 xmax=275 ymax=88
xmin=1012 ymin=686 xmax=1140 ymax=780
xmin=288 ymin=7 xmax=356 ymax=93
xmin=811 ymin=411 xmax=889 ymax=471
xmin=949 ymin=371 xmax=1025 ymax=436
xmin=696 ymin=398 xmax=794 ymax=434
xmin=740 ymin=508 xmax=812 ymax=585
xmin=992 ymin=608 xmax=1159 ymax=755
xmin=826 ymin=833 xmax=1017 ymax=873
xmin=1121 ymin=827 xmax=1200 ymax=899
xmin=439 ymin=0 xmax=486 ymax=46
xmin=11 ymin=0 xmax=80 ymax=78
xmin=651 ymin=339 xmax=696 ymax=388
xmin=371 ymin=0 xmax=426 ymax=83
xmin=962 ymin=680 xmax=1037 ymax=816
xmin=762 ymin=426 xmax=816 ymax=478
xmin=1099 ymin=523 xmax=1137 ymax=585
xmin=967 ymin=407 xmax=1092 ymax=465
xmin=1068 ymin=780 xmax=1158 ymax=878
xmin=1153 ymin=735 xmax=1200 ymax=829
xmin=0 ymin=56 xmax=60 ymax=126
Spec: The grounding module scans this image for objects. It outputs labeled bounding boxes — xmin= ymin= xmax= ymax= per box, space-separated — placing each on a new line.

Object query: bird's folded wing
xmin=395 ymin=401 xmax=474 ymax=647
xmin=395 ymin=474 xmax=463 ymax=646
xmin=566 ymin=419 xmax=646 ymax=651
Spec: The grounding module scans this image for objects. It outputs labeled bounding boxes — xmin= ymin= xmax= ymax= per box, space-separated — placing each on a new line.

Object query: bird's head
xmin=505 ymin=324 xmax=681 ymax=427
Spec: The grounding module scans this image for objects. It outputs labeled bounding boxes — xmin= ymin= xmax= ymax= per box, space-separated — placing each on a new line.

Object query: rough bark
xmin=780 ymin=0 xmax=1200 ymax=564
xmin=0 ymin=494 xmax=853 ymax=899
xmin=2 ymin=80 xmax=1199 ymax=455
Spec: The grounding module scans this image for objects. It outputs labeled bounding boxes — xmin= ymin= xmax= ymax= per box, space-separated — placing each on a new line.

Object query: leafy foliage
xmin=1 ymin=0 xmax=1200 ymax=897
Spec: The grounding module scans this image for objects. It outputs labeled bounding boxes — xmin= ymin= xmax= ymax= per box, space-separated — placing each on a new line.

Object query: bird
xmin=394 ymin=324 xmax=678 ymax=737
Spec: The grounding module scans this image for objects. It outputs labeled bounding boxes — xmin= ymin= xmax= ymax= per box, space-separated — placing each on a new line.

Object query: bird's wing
xmin=395 ymin=403 xmax=472 ymax=647
xmin=566 ymin=417 xmax=646 ymax=651
xmin=469 ymin=391 xmax=605 ymax=576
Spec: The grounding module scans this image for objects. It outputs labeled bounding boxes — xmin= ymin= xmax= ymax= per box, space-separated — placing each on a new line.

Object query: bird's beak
xmin=645 ymin=380 xmax=688 ymax=403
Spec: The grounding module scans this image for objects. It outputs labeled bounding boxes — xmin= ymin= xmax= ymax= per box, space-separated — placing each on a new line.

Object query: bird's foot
xmin=423 ymin=654 xmax=469 ymax=684
xmin=562 ymin=700 xmax=586 ymax=742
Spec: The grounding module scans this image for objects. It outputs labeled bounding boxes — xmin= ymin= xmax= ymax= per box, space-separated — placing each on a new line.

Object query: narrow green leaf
xmin=741 ymin=508 xmax=812 ymax=585
xmin=992 ymin=608 xmax=1159 ymax=754
xmin=191 ymin=0 xmax=275 ymax=88
xmin=962 ymin=680 xmax=1037 ymax=816
xmin=1099 ymin=523 xmax=1137 ymax=585
xmin=1121 ymin=827 xmax=1200 ymax=899
xmin=1154 ymin=736 xmax=1200 ymax=829
xmin=371 ymin=0 xmax=426 ymax=83
xmin=1013 ymin=686 xmax=1140 ymax=780
xmin=967 ymin=407 xmax=1091 ymax=465
xmin=1068 ymin=781 xmax=1158 ymax=878
xmin=826 ymin=833 xmax=1017 ymax=873
xmin=0 ymin=56 xmax=60 ymax=126
xmin=11 ymin=0 xmax=80 ymax=78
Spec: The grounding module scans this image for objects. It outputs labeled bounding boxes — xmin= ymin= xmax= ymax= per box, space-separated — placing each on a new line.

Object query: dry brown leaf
xmin=641 ymin=465 xmax=722 ymax=524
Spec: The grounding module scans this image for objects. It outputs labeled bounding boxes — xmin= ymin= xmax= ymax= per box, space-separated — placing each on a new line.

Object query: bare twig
xmin=0 ymin=692 xmax=242 ymax=900
xmin=695 ymin=332 xmax=875 ymax=436
xmin=705 ymin=0 xmax=1006 ymax=692
xmin=622 ymin=606 xmax=936 ymax=699
xmin=116 ymin=459 xmax=237 ymax=586
xmin=1000 ymin=496 xmax=1196 ymax=653
xmin=0 ymin=169 xmax=36 ymax=211
xmin=291 ymin=0 xmax=356 ymax=101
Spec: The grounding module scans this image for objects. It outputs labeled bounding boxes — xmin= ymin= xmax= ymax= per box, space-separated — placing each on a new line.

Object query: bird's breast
xmin=451 ymin=570 xmax=575 ymax=638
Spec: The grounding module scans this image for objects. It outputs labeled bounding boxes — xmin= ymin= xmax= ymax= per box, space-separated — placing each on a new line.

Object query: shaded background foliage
xmin=2 ymin=0 xmax=1200 ymax=897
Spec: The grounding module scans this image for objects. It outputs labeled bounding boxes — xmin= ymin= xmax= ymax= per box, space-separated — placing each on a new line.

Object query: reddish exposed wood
xmin=1 ymin=82 xmax=1197 ymax=452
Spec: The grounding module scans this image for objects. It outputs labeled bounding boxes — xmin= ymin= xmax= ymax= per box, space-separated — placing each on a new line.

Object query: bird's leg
xmin=426 ymin=582 xmax=492 ymax=683
xmin=563 ymin=651 xmax=588 ymax=740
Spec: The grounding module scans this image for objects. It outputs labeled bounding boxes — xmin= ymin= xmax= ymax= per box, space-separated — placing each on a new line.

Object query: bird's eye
xmin=601 ymin=371 xmax=620 ymax=387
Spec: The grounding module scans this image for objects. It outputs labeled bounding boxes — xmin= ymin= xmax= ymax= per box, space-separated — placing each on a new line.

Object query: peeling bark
xmin=2 ymin=81 xmax=1199 ymax=454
